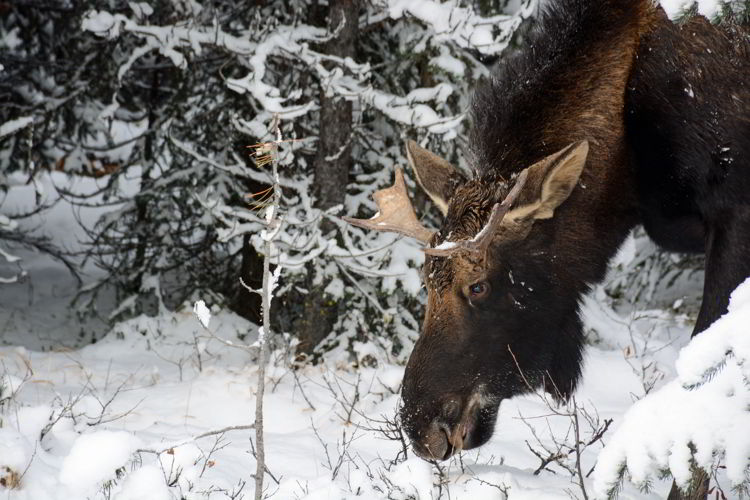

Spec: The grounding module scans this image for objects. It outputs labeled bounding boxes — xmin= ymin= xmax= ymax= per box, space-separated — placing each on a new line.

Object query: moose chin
xmin=344 ymin=1 xmax=750 ymax=488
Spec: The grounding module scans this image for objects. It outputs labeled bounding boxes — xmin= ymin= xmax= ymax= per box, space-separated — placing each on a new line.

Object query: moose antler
xmin=343 ymin=168 xmax=435 ymax=244
xmin=423 ymin=169 xmax=529 ymax=258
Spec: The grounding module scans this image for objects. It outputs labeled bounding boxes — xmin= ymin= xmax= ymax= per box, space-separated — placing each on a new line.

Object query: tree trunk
xmin=297 ymin=0 xmax=359 ymax=355
xmin=313 ymin=0 xmax=358 ymax=226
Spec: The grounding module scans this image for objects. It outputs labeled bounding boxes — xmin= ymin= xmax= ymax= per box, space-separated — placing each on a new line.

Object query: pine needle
xmin=248 ymin=142 xmax=275 ymax=168
xmin=245 ymin=186 xmax=274 ymax=212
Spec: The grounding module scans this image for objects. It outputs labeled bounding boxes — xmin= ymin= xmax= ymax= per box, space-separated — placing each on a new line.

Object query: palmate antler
xmin=422 ymin=169 xmax=528 ymax=258
xmin=343 ymin=168 xmax=435 ymax=244
xmin=343 ymin=166 xmax=529 ymax=260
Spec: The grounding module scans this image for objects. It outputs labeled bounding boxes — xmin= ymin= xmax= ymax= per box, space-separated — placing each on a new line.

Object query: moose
xmin=345 ymin=0 xmax=749 ymax=497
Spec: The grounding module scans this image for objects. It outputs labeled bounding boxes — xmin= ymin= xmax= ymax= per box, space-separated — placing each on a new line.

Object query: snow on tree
xmin=594 ymin=278 xmax=750 ymax=498
xmin=0 ymin=0 xmax=538 ymax=352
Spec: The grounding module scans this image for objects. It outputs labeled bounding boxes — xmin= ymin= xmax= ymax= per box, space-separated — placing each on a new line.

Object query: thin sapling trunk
xmin=252 ymin=130 xmax=283 ymax=500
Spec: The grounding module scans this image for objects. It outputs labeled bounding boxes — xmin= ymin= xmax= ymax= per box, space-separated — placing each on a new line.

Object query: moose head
xmin=344 ymin=139 xmax=590 ymax=460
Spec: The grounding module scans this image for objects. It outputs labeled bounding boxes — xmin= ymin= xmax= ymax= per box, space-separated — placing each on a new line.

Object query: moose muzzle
xmin=408 ymin=393 xmax=483 ymax=461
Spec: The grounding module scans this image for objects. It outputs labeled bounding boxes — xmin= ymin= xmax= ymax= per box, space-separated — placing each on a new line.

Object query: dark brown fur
xmin=395 ymin=6 xmax=750 ymax=495
xmin=403 ymin=0 xmax=664 ymax=461
xmin=627 ymin=9 xmax=750 ymax=341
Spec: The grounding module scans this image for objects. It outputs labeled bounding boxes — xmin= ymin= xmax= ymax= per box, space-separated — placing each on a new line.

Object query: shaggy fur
xmin=399 ymin=0 xmax=750 ymax=468
xmin=403 ymin=0 xmax=661 ymax=460
xmin=627 ymin=9 xmax=750 ymax=333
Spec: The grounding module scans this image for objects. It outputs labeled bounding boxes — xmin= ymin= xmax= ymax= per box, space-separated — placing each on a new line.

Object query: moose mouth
xmin=407 ymin=390 xmax=500 ymax=461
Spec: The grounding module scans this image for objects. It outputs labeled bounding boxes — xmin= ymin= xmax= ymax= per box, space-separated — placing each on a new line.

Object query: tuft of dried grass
xmin=0 ymin=466 xmax=21 ymax=490
xmin=247 ymin=142 xmax=276 ymax=168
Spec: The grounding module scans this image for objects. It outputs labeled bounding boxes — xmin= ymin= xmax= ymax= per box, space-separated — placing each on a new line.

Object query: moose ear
xmin=506 ymin=140 xmax=589 ymax=222
xmin=406 ymin=140 xmax=466 ymax=216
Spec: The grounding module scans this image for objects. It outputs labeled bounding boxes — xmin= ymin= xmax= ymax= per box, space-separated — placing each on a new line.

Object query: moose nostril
xmin=416 ymin=421 xmax=450 ymax=461
xmin=438 ymin=421 xmax=452 ymax=440
xmin=442 ymin=399 xmax=460 ymax=421
xmin=437 ymin=422 xmax=455 ymax=460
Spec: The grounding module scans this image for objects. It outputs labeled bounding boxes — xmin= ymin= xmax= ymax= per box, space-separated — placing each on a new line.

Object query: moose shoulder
xmin=345 ymin=0 xmax=750 ymax=467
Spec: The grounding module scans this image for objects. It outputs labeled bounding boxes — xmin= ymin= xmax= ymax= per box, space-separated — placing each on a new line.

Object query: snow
xmin=127 ymin=2 xmax=153 ymax=19
xmin=324 ymin=277 xmax=345 ymax=299
xmin=0 ymin=130 xmax=144 ymax=348
xmin=593 ymin=278 xmax=750 ymax=496
xmin=389 ymin=457 xmax=434 ymax=498
xmin=676 ymin=278 xmax=750 ymax=387
xmin=387 ymin=0 xmax=530 ymax=55
xmin=0 ymin=429 xmax=31 ymax=472
xmin=0 ymin=246 xmax=21 ymax=264
xmin=0 ymin=27 xmax=22 ymax=51
xmin=0 ymin=116 xmax=34 ymax=139
xmin=59 ymin=431 xmax=142 ymax=492
xmin=661 ymin=0 xmax=721 ymax=18
xmin=193 ymin=300 xmax=212 ymax=328
xmin=113 ymin=465 xmax=170 ymax=500
xmin=81 ymin=11 xmax=119 ymax=37
xmin=431 ymin=52 xmax=466 ymax=77
xmin=431 ymin=240 xmax=458 ymax=251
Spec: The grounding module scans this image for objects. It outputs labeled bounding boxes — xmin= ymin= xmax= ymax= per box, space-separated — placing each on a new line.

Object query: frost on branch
xmin=193 ymin=300 xmax=211 ymax=329
xmin=386 ymin=0 xmax=535 ymax=55
xmin=593 ymin=277 xmax=750 ymax=498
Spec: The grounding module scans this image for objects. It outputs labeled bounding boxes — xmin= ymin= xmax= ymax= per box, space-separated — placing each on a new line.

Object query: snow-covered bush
xmin=593 ymin=278 xmax=750 ymax=498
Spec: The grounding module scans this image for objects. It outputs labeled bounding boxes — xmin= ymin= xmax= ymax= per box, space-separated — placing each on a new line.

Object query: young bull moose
xmin=345 ymin=0 xmax=750 ymax=494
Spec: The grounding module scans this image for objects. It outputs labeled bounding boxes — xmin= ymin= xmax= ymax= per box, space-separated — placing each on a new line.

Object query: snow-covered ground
xmin=0 ymin=288 xmax=688 ymax=500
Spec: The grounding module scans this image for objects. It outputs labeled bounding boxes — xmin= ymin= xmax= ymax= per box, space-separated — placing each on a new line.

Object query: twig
xmin=291 ymin=364 xmax=316 ymax=411
xmin=248 ymin=436 xmax=281 ymax=485
xmin=136 ymin=424 xmax=257 ymax=455
xmin=571 ymin=396 xmax=589 ymax=500
xmin=508 ymin=346 xmax=611 ymax=499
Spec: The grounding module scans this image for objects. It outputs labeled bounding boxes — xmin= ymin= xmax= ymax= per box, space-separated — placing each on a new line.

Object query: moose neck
xmin=471 ymin=0 xmax=664 ymax=287
xmin=472 ymin=0 xmax=662 ymax=172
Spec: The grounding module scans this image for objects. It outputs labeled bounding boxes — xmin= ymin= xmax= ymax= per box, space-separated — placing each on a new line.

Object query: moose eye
xmin=468 ymin=281 xmax=489 ymax=300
